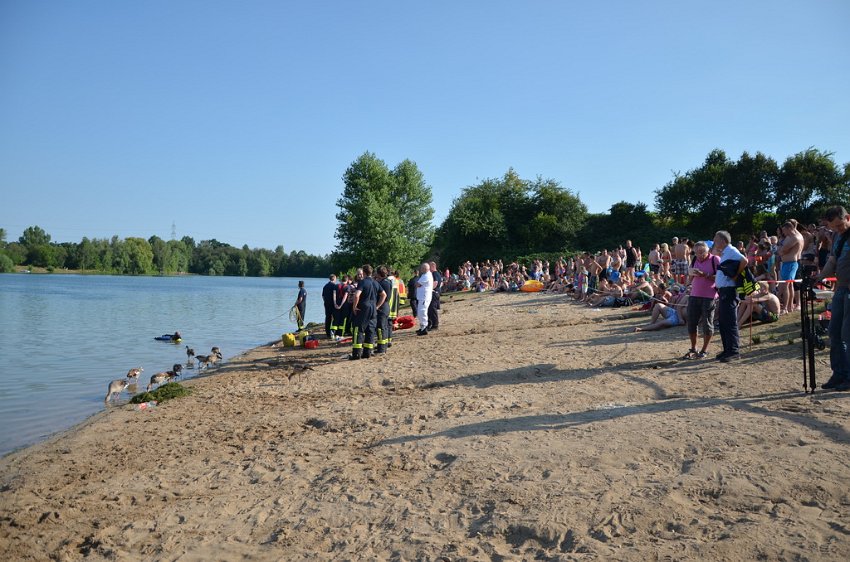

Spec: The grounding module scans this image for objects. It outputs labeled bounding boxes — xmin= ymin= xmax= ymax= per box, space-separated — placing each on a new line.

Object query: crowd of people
xmin=292 ymin=206 xmax=850 ymax=391
xmin=437 ymin=208 xmax=850 ymax=384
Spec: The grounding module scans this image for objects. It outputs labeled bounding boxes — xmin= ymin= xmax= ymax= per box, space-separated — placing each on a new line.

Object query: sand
xmin=2 ymin=291 xmax=850 ymax=561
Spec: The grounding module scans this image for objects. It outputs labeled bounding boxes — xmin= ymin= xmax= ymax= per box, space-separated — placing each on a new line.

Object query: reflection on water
xmin=0 ymin=274 xmax=327 ymax=456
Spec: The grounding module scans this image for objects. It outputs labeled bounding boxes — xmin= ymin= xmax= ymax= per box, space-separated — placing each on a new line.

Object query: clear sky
xmin=1 ymin=1 xmax=848 ymax=255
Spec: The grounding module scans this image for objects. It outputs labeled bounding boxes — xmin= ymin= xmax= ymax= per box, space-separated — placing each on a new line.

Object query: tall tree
xmin=335 ymin=152 xmax=435 ymax=272
xmin=435 ymin=169 xmax=586 ymax=266
xmin=775 ymin=148 xmax=846 ymax=223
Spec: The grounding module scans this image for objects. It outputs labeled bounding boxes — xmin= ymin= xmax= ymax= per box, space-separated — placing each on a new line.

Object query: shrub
xmin=0 ymin=253 xmax=14 ymax=273
xmin=129 ymin=382 xmax=191 ymax=404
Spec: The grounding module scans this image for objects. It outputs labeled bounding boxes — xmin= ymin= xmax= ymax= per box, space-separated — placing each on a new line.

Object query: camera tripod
xmin=799 ymin=277 xmax=825 ymax=394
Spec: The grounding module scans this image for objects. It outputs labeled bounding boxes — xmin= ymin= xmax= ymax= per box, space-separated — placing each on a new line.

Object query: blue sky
xmin=1 ymin=1 xmax=848 ymax=255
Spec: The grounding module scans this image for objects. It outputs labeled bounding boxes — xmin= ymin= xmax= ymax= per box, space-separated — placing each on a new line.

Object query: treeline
xmin=0 ymin=226 xmax=332 ymax=276
xmin=433 ymin=147 xmax=850 ymax=265
xmin=4 ymin=147 xmax=848 ymax=276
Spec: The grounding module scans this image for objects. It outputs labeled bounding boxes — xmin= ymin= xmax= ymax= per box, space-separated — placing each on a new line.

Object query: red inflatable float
xmin=393 ymin=315 xmax=415 ymax=330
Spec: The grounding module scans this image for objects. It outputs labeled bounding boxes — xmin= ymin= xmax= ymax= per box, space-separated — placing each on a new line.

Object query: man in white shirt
xmin=714 ymin=230 xmax=748 ymax=362
xmin=415 ymin=263 xmax=433 ymax=335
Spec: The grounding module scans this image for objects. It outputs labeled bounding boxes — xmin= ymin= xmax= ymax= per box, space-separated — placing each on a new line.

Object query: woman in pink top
xmin=683 ymin=241 xmax=721 ymax=359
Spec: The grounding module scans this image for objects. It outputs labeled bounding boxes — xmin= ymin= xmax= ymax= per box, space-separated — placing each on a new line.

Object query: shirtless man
xmin=672 ymin=237 xmax=691 ymax=284
xmin=737 ymin=281 xmax=781 ymax=327
xmin=624 ymin=240 xmax=638 ymax=284
xmin=778 ymin=220 xmax=803 ymax=314
xmin=584 ymin=254 xmax=603 ymax=301
xmin=596 ymin=250 xmax=612 ymax=282
xmin=647 ymin=244 xmax=660 ymax=280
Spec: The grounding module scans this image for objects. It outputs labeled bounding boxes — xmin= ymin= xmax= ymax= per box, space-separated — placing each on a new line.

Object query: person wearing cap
xmin=293 ymin=280 xmax=307 ymax=331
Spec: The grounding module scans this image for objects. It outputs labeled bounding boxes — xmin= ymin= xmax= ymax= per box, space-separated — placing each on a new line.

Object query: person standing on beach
xmin=778 ymin=221 xmax=803 ymax=315
xmin=332 ymin=275 xmax=352 ymax=338
xmin=408 ymin=267 xmax=419 ymax=317
xmin=322 ymin=274 xmax=338 ymax=339
xmin=350 ymin=265 xmax=386 ymax=360
xmin=683 ymin=241 xmax=719 ymax=360
xmin=625 ymin=240 xmax=637 ymax=284
xmin=817 ymin=206 xmax=850 ymax=391
xmin=427 ymin=261 xmax=442 ymax=331
xmin=714 ymin=231 xmax=748 ymax=362
xmin=294 ymin=280 xmax=307 ymax=331
xmin=415 ymin=263 xmax=433 ymax=335
xmin=375 ymin=266 xmax=393 ymax=354
xmin=672 ymin=237 xmax=691 ymax=284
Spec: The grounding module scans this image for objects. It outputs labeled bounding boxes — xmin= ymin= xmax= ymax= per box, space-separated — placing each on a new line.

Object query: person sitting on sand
xmin=588 ymin=282 xmax=624 ymax=307
xmin=625 ymin=277 xmax=653 ymax=302
xmin=737 ymin=281 xmax=780 ymax=327
xmin=634 ymin=300 xmax=686 ymax=332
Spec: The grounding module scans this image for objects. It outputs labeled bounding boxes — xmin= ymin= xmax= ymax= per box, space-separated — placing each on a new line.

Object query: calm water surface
xmin=0 ymin=274 xmax=327 ymax=456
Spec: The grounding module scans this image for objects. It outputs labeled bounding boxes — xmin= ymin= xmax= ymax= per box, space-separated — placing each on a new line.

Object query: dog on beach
xmin=105 ymin=379 xmax=129 ymax=402
xmin=126 ymin=367 xmax=143 ymax=381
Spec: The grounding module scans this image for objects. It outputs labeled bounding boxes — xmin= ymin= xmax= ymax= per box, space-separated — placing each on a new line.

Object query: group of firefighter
xmin=322 ymin=264 xmax=436 ymax=360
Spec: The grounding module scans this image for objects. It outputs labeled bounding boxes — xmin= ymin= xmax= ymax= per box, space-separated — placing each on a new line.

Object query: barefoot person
xmin=672 ymin=237 xmax=691 ymax=284
xmin=683 ymin=241 xmax=719 ymax=359
xmin=634 ymin=301 xmax=685 ymax=332
xmin=737 ymin=281 xmax=780 ymax=327
xmin=778 ymin=220 xmax=803 ymax=315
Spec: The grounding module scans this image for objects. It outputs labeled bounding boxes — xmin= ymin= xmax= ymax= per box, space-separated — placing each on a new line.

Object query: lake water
xmin=0 ymin=274 xmax=328 ymax=456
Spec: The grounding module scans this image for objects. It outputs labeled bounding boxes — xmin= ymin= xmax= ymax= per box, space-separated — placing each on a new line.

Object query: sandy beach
xmin=2 ymin=291 xmax=850 ymax=561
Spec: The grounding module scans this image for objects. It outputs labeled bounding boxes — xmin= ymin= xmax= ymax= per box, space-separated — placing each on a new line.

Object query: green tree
xmin=0 ymin=253 xmax=14 ymax=273
xmin=149 ymin=236 xmax=169 ymax=273
xmin=335 ymin=152 xmax=435 ymax=272
xmin=19 ymin=225 xmax=51 ymax=247
xmin=435 ymin=169 xmax=586 ymax=266
xmin=655 ymin=149 xmax=779 ymax=237
xmin=775 ymin=148 xmax=846 ymax=223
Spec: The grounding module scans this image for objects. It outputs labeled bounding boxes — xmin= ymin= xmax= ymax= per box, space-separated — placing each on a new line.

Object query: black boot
xmin=822 ymin=373 xmax=848 ymax=389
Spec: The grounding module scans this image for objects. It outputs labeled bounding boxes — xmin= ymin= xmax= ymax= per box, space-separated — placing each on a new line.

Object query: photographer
xmin=817 ymin=206 xmax=850 ymax=391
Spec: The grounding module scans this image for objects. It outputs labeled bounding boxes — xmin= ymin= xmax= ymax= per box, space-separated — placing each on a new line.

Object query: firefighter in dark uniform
xmin=321 ymin=274 xmax=338 ymax=339
xmin=332 ymin=275 xmax=351 ymax=338
xmin=407 ymin=268 xmax=419 ymax=317
xmin=350 ymin=265 xmax=386 ymax=360
xmin=375 ymin=266 xmax=394 ymax=354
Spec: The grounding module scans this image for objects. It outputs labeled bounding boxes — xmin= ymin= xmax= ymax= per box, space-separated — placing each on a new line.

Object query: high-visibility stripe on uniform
xmin=389 ymin=278 xmax=400 ymax=319
xmin=398 ymin=278 xmax=408 ymax=307
xmin=351 ymin=327 xmax=362 ymax=350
